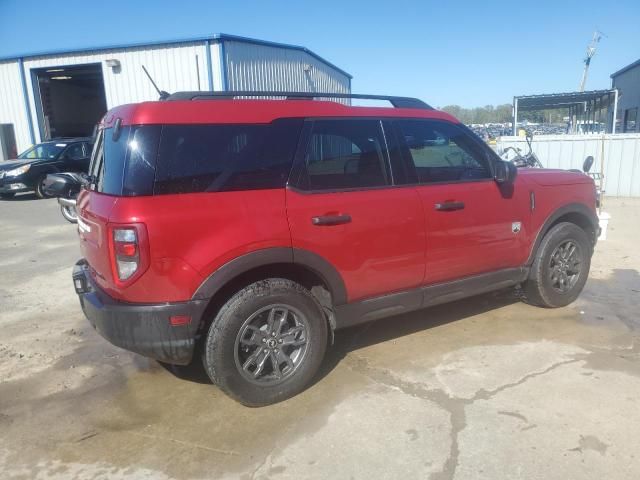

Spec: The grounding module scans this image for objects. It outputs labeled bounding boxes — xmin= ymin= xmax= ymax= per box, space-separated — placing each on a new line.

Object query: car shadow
xmin=162 ymin=287 xmax=521 ymax=387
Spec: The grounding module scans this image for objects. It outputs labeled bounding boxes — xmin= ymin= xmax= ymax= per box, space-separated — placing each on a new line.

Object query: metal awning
xmin=513 ymin=89 xmax=619 ymax=134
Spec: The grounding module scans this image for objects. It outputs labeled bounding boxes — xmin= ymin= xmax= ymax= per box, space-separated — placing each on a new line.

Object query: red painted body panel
xmin=518 ymin=169 xmax=597 ymax=253
xmin=78 ymin=189 xmax=291 ymax=303
xmin=286 ymin=188 xmax=426 ymax=302
xmin=416 ymin=179 xmax=531 ymax=284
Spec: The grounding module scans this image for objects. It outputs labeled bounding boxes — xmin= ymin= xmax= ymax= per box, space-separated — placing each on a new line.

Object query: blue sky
xmin=1 ymin=0 xmax=638 ymax=107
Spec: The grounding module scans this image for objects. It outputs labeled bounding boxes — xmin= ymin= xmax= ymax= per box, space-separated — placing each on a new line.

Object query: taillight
xmin=108 ymin=223 xmax=149 ymax=286
xmin=113 ymin=228 xmax=139 ymax=280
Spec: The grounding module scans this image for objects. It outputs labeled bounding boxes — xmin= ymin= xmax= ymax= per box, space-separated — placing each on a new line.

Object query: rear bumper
xmin=73 ymin=259 xmax=208 ymax=365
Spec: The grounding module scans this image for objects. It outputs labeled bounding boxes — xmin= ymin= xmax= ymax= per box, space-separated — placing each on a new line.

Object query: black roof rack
xmin=164 ymin=91 xmax=433 ymax=110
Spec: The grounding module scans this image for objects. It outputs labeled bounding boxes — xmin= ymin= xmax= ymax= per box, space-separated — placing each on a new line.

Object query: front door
xmin=286 ymin=119 xmax=426 ymax=302
xmin=392 ymin=119 xmax=527 ymax=285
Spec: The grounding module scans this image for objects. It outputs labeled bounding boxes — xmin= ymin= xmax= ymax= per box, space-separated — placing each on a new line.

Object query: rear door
xmin=286 ymin=119 xmax=425 ymax=303
xmin=392 ymin=119 xmax=527 ymax=285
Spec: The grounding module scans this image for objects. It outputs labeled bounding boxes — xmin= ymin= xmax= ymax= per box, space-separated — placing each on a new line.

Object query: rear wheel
xmin=522 ymin=222 xmax=592 ymax=307
xmin=203 ymin=278 xmax=328 ymax=406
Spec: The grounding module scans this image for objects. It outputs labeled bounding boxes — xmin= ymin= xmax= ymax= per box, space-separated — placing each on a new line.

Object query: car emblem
xmin=512 ymin=222 xmax=522 ymax=234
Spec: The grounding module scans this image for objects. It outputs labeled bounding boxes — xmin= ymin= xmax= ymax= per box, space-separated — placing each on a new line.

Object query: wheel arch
xmin=526 ymin=203 xmax=598 ymax=265
xmin=192 ymin=248 xmax=347 ymax=334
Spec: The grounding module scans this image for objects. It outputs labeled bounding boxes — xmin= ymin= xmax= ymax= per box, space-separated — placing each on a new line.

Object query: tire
xmin=0 ymin=193 xmax=15 ymax=200
xmin=522 ymin=222 xmax=592 ymax=308
xmin=60 ymin=203 xmax=78 ymax=223
xmin=203 ymin=278 xmax=328 ymax=406
xmin=34 ymin=175 xmax=51 ymax=199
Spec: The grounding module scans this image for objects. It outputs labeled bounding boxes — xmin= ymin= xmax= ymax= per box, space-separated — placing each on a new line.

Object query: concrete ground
xmin=1 ymin=194 xmax=639 ymax=480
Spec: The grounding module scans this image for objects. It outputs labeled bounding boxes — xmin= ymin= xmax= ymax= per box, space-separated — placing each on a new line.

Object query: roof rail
xmin=164 ymin=91 xmax=433 ymax=109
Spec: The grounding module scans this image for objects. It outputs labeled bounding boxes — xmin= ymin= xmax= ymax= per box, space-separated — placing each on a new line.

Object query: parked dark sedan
xmin=0 ymin=137 xmax=92 ymax=199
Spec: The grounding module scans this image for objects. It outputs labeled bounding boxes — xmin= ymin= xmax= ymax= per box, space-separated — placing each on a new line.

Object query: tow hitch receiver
xmin=72 ymin=260 xmax=90 ymax=294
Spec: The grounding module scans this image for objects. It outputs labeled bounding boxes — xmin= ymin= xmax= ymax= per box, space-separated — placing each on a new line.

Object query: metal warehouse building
xmin=0 ymin=34 xmax=352 ymax=159
xmin=611 ymin=58 xmax=640 ymax=133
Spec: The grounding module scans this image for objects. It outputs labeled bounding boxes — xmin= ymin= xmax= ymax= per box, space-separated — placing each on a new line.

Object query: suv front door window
xmin=394 ymin=119 xmax=526 ymax=284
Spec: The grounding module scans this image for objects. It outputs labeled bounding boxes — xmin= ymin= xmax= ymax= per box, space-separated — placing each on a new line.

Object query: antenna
xmin=579 ymin=30 xmax=604 ymax=92
xmin=142 ymin=65 xmax=170 ymax=100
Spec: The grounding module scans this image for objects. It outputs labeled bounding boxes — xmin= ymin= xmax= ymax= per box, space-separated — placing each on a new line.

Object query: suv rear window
xmin=299 ymin=119 xmax=391 ymax=191
xmin=89 ymin=125 xmax=161 ymax=196
xmin=154 ymin=118 xmax=303 ymax=194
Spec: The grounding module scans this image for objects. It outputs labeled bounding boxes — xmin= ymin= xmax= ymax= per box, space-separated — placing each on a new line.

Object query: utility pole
xmin=579 ymin=31 xmax=603 ymax=92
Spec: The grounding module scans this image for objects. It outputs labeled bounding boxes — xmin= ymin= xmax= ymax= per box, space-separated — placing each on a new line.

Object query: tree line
xmin=440 ymin=104 xmax=565 ymax=124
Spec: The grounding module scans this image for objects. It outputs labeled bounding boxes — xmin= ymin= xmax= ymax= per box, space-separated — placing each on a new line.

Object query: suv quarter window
xmin=154 ymin=118 xmax=302 ymax=194
xmin=395 ymin=119 xmax=492 ymax=184
xmin=296 ymin=119 xmax=392 ymax=191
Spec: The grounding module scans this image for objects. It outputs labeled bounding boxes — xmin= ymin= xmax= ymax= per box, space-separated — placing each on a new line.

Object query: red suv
xmin=72 ymin=92 xmax=598 ymax=406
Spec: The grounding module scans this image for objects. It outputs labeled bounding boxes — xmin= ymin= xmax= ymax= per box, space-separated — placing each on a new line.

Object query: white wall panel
xmin=496 ymin=134 xmax=640 ymax=197
xmin=23 ymin=42 xmax=209 ymax=143
xmin=0 ymin=60 xmax=32 ymax=154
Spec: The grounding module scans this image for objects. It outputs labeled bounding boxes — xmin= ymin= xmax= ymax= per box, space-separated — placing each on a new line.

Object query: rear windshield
xmin=88 ymin=118 xmax=302 ymax=196
xmin=89 ymin=126 xmax=161 ymax=196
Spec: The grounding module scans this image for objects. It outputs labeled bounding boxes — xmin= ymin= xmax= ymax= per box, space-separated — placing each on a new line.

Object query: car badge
xmin=512 ymin=222 xmax=522 ymax=234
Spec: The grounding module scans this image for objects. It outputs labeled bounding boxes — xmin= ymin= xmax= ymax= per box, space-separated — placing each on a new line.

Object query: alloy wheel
xmin=548 ymin=239 xmax=582 ymax=293
xmin=234 ymin=304 xmax=310 ymax=386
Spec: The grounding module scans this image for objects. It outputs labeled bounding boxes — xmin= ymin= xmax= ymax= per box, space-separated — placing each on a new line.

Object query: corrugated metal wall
xmin=0 ymin=60 xmax=31 ymax=156
xmin=1 ymin=38 xmax=351 ymax=155
xmin=496 ymin=134 xmax=640 ymax=197
xmin=221 ymin=40 xmax=350 ymax=94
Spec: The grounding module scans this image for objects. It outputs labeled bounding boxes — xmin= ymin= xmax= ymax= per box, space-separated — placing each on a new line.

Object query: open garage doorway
xmin=33 ymin=63 xmax=107 ymax=140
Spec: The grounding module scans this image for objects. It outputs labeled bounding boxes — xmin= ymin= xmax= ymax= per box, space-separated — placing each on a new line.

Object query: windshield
xmin=18 ymin=143 xmax=66 ymax=160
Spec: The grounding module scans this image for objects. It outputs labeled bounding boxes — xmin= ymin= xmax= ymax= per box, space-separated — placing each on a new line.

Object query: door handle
xmin=434 ymin=201 xmax=465 ymax=211
xmin=311 ymin=214 xmax=352 ymax=226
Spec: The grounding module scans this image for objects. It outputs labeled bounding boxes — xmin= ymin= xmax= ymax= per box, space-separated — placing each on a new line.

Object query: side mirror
xmin=494 ymin=160 xmax=518 ymax=185
xmin=583 ymin=155 xmax=594 ymax=173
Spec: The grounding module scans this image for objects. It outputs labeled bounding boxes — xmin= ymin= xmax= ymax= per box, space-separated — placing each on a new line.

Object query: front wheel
xmin=34 ymin=175 xmax=51 ymax=199
xmin=60 ymin=203 xmax=78 ymax=223
xmin=203 ymin=279 xmax=328 ymax=406
xmin=522 ymin=222 xmax=592 ymax=307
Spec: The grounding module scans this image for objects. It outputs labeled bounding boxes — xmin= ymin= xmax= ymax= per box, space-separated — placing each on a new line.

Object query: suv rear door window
xmin=154 ymin=119 xmax=302 ymax=194
xmin=395 ymin=120 xmax=491 ymax=184
xmin=300 ymin=119 xmax=390 ymax=190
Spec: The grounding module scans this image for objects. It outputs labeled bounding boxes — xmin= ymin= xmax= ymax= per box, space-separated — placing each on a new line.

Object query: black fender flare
xmin=526 ymin=202 xmax=598 ymax=265
xmin=191 ymin=247 xmax=348 ymax=306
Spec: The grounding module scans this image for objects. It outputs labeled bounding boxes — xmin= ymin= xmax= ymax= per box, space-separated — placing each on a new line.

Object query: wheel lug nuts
xmin=262 ymin=338 xmax=266 ymax=343
xmin=278 ymin=339 xmax=283 ymax=343
xmin=263 ymin=349 xmax=268 ymax=353
xmin=271 ymin=332 xmax=276 ymax=337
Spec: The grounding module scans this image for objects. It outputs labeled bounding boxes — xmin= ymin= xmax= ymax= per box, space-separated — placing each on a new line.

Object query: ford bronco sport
xmin=72 ymin=92 xmax=598 ymax=406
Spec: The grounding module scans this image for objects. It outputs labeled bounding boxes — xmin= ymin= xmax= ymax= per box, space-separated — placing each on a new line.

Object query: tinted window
xmin=123 ymin=127 xmax=161 ymax=196
xmin=154 ymin=119 xmax=302 ymax=194
xmin=302 ymin=120 xmax=390 ymax=190
xmin=101 ymin=127 xmax=129 ymax=195
xmin=18 ymin=143 xmax=65 ymax=160
xmin=396 ymin=120 xmax=491 ymax=184
xmin=63 ymin=143 xmax=85 ymax=160
xmin=89 ymin=126 xmax=160 ymax=196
